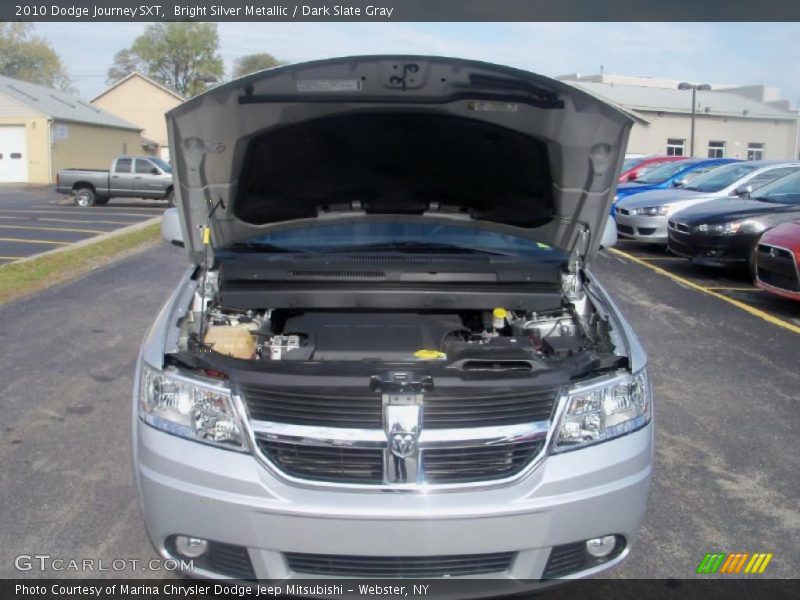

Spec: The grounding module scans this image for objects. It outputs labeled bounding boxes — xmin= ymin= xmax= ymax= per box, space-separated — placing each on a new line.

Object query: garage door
xmin=0 ymin=126 xmax=29 ymax=183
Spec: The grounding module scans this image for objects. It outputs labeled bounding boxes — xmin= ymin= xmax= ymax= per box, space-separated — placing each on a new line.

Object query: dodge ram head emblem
xmin=390 ymin=431 xmax=417 ymax=458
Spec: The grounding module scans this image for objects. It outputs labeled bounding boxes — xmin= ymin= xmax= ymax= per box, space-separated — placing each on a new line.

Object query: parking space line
xmin=0 ymin=256 xmax=23 ymax=260
xmin=0 ymin=209 xmax=157 ymax=218
xmin=0 ymin=224 xmax=106 ymax=234
xmin=0 ymin=237 xmax=70 ymax=245
xmin=36 ymin=218 xmax=134 ymax=226
xmin=609 ymin=247 xmax=800 ymax=335
xmin=635 ymin=256 xmax=686 ymax=261
xmin=705 ymin=287 xmax=764 ymax=292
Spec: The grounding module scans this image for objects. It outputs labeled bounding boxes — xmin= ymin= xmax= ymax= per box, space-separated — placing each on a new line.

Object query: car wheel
xmin=74 ymin=187 xmax=96 ymax=207
xmin=94 ymin=197 xmax=110 ymax=206
xmin=166 ymin=190 xmax=177 ymax=207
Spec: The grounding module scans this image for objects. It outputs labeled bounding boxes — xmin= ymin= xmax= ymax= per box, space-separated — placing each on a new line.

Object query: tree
xmin=232 ymin=53 xmax=286 ymax=79
xmin=108 ymin=23 xmax=224 ymax=97
xmin=0 ymin=23 xmax=73 ymax=91
xmin=106 ymin=49 xmax=141 ymax=85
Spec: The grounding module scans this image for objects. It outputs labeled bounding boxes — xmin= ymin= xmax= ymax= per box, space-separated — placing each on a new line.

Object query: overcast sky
xmin=34 ymin=22 xmax=800 ymax=106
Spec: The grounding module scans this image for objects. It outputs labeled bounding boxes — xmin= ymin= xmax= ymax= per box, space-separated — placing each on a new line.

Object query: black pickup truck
xmin=56 ymin=155 xmax=175 ymax=207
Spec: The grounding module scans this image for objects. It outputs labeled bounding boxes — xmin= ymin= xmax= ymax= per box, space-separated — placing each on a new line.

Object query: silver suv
xmin=133 ymin=56 xmax=652 ymax=590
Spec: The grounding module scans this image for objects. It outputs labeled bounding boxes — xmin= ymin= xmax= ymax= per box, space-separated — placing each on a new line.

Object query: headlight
xmin=139 ymin=364 xmax=246 ymax=450
xmin=695 ymin=219 xmax=766 ymax=235
xmin=554 ymin=369 xmax=651 ymax=452
xmin=634 ymin=205 xmax=670 ymax=216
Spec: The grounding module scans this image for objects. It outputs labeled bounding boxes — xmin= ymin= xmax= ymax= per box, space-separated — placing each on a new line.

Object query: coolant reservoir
xmin=203 ymin=323 xmax=256 ymax=359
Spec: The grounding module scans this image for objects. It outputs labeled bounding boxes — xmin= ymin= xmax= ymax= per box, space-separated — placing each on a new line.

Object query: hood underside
xmin=167 ymin=55 xmax=633 ymax=264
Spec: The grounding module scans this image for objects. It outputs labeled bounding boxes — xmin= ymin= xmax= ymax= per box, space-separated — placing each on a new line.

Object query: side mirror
xmin=151 ymin=167 xmax=161 ymax=175
xmin=673 ymin=178 xmax=688 ymax=188
xmin=599 ymin=218 xmax=618 ymax=250
xmin=735 ymin=184 xmax=753 ymax=197
xmin=161 ymin=207 xmax=184 ymax=247
xmin=626 ymin=172 xmax=638 ymax=182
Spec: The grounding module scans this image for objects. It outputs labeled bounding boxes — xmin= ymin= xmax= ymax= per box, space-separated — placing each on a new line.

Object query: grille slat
xmin=423 ymin=441 xmax=543 ymax=484
xmin=259 ymin=440 xmax=384 ymax=483
xmin=286 ymin=552 xmax=515 ymax=577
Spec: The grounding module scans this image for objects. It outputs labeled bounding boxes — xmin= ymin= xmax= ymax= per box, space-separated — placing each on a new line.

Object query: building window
xmin=708 ymin=141 xmax=726 ymax=158
xmin=747 ymin=143 xmax=765 ymax=160
xmin=666 ymin=138 xmax=685 ymax=156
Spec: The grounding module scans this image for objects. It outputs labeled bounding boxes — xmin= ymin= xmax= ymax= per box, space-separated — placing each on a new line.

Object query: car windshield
xmin=227 ymin=221 xmax=566 ymax=259
xmin=750 ymin=171 xmax=800 ymax=204
xmin=682 ymin=163 xmax=758 ymax=193
xmin=149 ymin=158 xmax=172 ymax=173
xmin=622 ymin=157 xmax=648 ymax=171
xmin=635 ymin=160 xmax=692 ymax=184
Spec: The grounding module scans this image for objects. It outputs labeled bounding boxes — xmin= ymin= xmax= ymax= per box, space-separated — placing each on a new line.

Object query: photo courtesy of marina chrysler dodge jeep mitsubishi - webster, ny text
xmin=133 ymin=55 xmax=653 ymax=592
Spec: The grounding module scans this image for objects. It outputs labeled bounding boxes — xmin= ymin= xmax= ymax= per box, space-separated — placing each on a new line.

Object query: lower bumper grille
xmin=541 ymin=542 xmax=588 ymax=579
xmin=167 ymin=538 xmax=256 ymax=580
xmin=286 ymin=551 xmax=516 ymax=577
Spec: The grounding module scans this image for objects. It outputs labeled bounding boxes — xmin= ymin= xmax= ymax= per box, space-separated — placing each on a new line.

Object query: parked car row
xmin=613 ymin=156 xmax=800 ymax=300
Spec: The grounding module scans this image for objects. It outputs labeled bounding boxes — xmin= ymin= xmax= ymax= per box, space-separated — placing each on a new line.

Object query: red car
xmin=619 ymin=155 xmax=686 ymax=183
xmin=755 ymin=219 xmax=800 ymax=300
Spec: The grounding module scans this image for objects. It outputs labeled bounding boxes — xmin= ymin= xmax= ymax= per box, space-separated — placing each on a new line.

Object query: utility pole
xmin=678 ymin=82 xmax=712 ymax=157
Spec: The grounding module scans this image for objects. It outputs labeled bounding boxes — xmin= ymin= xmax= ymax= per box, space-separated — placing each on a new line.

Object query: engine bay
xmin=172 ymin=267 xmax=624 ymax=374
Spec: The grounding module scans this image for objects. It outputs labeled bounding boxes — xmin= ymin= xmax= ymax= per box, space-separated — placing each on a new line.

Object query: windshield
xmin=150 ymin=158 xmax=172 ymax=173
xmin=682 ymin=163 xmax=758 ymax=193
xmin=227 ymin=221 xmax=566 ymax=259
xmin=622 ymin=157 xmax=648 ymax=172
xmin=635 ymin=160 xmax=693 ymax=184
xmin=750 ymin=171 xmax=800 ymax=204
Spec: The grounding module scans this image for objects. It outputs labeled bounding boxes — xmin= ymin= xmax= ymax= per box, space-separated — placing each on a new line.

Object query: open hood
xmin=167 ymin=56 xmax=632 ymax=265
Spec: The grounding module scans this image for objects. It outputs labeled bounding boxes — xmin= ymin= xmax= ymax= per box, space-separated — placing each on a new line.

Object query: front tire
xmin=74 ymin=187 xmax=96 ymax=207
xmin=166 ymin=190 xmax=177 ymax=207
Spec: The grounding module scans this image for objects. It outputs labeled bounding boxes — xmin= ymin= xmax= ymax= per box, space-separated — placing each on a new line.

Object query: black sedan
xmin=667 ymin=170 xmax=800 ymax=276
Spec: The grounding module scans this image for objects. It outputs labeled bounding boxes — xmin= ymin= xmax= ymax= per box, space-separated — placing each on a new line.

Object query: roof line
xmin=90 ymin=71 xmax=185 ymax=103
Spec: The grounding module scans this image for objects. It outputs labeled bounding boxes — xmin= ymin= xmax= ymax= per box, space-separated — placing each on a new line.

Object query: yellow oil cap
xmin=493 ymin=307 xmax=508 ymax=319
xmin=414 ymin=349 xmax=447 ymax=360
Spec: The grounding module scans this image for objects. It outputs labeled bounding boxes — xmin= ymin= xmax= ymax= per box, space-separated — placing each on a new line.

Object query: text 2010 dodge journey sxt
xmin=133 ymin=55 xmax=653 ymax=591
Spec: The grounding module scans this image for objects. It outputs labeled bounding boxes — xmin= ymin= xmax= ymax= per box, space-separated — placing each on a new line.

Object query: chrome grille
xmin=244 ymin=382 xmax=558 ymax=489
xmin=286 ymin=551 xmax=516 ymax=577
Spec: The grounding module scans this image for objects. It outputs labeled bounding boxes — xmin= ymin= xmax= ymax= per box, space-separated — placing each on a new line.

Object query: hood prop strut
xmin=197 ymin=197 xmax=225 ymax=347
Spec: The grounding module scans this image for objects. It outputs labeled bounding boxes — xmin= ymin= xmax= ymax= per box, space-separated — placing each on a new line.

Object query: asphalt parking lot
xmin=0 ymin=185 xmax=168 ymax=264
xmin=613 ymin=239 xmax=800 ymax=333
xmin=0 ymin=240 xmax=798 ymax=581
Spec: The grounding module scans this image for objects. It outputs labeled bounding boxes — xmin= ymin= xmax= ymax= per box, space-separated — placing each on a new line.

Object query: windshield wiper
xmin=324 ymin=241 xmax=511 ymax=256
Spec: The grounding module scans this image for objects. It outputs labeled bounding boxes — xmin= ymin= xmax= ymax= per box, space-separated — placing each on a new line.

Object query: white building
xmin=559 ymin=74 xmax=799 ymax=160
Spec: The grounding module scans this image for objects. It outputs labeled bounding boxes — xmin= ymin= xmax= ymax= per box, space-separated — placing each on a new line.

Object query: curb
xmin=12 ymin=215 xmax=163 ymax=265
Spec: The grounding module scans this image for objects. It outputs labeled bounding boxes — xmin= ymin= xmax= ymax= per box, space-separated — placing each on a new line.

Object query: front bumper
xmin=667 ymin=228 xmax=757 ymax=267
xmin=134 ymin=418 xmax=653 ymax=588
xmin=615 ymin=211 xmax=668 ymax=244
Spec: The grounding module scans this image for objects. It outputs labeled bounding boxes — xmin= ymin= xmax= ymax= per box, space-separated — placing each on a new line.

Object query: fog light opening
xmin=174 ymin=535 xmax=209 ymax=558
xmin=586 ymin=535 xmax=618 ymax=558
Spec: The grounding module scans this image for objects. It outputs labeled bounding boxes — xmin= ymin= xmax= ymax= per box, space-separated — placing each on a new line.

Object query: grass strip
xmin=0 ymin=221 xmax=161 ymax=305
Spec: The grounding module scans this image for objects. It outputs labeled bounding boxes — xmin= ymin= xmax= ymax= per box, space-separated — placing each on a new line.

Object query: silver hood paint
xmin=166 ymin=55 xmax=633 ymax=265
